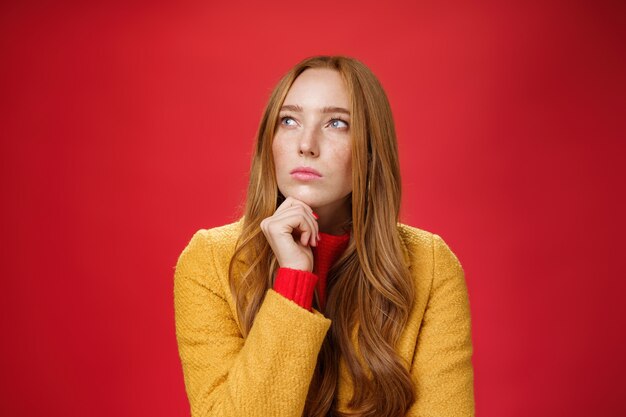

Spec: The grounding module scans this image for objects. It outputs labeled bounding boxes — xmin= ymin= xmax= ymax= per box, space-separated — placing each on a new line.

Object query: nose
xmin=298 ymin=126 xmax=319 ymax=157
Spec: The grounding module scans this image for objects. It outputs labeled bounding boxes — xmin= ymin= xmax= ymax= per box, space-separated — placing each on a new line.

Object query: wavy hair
xmin=228 ymin=55 xmax=415 ymax=417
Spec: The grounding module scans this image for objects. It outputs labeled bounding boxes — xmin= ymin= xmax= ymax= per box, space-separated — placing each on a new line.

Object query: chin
xmin=280 ymin=188 xmax=326 ymax=208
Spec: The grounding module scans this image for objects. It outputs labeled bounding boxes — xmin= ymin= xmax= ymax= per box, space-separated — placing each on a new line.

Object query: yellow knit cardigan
xmin=174 ymin=217 xmax=474 ymax=416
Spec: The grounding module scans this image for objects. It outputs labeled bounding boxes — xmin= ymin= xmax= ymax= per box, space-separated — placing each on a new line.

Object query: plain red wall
xmin=1 ymin=1 xmax=625 ymax=416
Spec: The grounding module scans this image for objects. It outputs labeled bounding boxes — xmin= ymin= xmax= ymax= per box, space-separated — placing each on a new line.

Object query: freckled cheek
xmin=344 ymin=158 xmax=352 ymax=181
xmin=338 ymin=148 xmax=352 ymax=185
xmin=341 ymin=142 xmax=352 ymax=168
xmin=271 ymin=140 xmax=287 ymax=175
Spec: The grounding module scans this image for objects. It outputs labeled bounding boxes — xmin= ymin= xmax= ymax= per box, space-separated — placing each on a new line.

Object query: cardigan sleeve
xmin=407 ymin=234 xmax=475 ymax=417
xmin=173 ymin=230 xmax=331 ymax=417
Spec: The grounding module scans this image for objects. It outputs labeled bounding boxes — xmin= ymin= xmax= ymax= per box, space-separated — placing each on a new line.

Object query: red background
xmin=1 ymin=1 xmax=625 ymax=416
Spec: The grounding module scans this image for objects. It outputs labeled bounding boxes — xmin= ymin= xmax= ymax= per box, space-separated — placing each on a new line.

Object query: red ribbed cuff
xmin=273 ymin=267 xmax=319 ymax=311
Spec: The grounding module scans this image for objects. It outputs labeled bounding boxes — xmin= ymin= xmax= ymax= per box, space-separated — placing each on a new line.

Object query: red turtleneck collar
xmin=311 ymin=231 xmax=351 ymax=310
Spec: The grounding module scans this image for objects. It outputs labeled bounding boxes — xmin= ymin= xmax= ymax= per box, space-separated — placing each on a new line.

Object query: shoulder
xmin=396 ymin=222 xmax=435 ymax=269
xmin=395 ymin=223 xmax=470 ymax=341
xmin=395 ymin=222 xmax=466 ymax=307
xmin=175 ymin=217 xmax=244 ymax=274
xmin=397 ymin=222 xmax=435 ymax=250
xmin=195 ymin=216 xmax=244 ymax=244
xmin=396 ymin=222 xmax=463 ymax=269
xmin=188 ymin=216 xmax=244 ymax=249
xmin=396 ymin=224 xmax=467 ymax=318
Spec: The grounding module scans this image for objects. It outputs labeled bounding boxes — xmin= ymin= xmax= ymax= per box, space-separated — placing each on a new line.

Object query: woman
xmin=174 ymin=55 xmax=474 ymax=417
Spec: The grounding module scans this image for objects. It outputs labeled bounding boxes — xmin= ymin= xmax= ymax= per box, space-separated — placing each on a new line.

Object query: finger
xmin=283 ymin=199 xmax=319 ymax=244
xmin=300 ymin=230 xmax=310 ymax=246
xmin=274 ymin=196 xmax=298 ymax=215
xmin=272 ymin=198 xmax=318 ymax=247
xmin=281 ymin=211 xmax=317 ymax=248
xmin=281 ymin=206 xmax=318 ymax=247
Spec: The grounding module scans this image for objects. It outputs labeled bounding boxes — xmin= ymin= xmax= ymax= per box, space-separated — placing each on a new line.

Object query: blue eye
xmin=330 ymin=119 xmax=349 ymax=129
xmin=280 ymin=116 xmax=297 ymax=126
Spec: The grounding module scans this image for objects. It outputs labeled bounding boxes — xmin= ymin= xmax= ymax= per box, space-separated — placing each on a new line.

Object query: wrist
xmin=273 ymin=268 xmax=318 ymax=310
xmin=279 ymin=262 xmax=312 ymax=273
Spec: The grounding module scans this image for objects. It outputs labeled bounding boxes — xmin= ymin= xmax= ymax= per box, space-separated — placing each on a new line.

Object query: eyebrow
xmin=280 ymin=104 xmax=351 ymax=116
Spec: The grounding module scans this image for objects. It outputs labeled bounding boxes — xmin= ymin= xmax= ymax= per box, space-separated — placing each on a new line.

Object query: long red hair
xmin=228 ymin=55 xmax=415 ymax=417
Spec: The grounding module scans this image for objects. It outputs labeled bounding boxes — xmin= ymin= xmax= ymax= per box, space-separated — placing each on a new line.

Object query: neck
xmin=312 ymin=196 xmax=351 ymax=235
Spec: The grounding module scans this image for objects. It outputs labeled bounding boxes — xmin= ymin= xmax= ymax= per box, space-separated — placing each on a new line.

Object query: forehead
xmin=283 ymin=68 xmax=350 ymax=108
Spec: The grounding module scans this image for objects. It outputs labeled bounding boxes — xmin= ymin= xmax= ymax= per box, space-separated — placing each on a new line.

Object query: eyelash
xmin=279 ymin=116 xmax=350 ymax=129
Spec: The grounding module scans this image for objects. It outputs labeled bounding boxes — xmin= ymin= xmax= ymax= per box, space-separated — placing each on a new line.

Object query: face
xmin=272 ymin=68 xmax=352 ymax=212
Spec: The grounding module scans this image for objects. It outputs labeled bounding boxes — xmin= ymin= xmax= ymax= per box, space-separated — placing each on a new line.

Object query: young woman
xmin=174 ymin=55 xmax=474 ymax=417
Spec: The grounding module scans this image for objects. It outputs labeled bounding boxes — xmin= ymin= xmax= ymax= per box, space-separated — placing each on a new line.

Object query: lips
xmin=290 ymin=167 xmax=322 ymax=177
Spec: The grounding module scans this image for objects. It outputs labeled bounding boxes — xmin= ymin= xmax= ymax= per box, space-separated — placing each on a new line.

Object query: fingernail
xmin=317 ymin=235 xmax=322 ymax=241
xmin=312 ymin=212 xmax=319 ymax=219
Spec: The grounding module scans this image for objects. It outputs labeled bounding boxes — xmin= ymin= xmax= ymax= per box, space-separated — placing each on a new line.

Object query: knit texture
xmin=274 ymin=230 xmax=350 ymax=311
xmin=173 ymin=217 xmax=474 ymax=416
xmin=273 ymin=268 xmax=318 ymax=310
xmin=311 ymin=231 xmax=350 ymax=310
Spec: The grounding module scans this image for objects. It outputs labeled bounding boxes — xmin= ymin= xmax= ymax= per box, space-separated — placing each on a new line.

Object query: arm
xmin=174 ymin=230 xmax=331 ymax=417
xmin=273 ymin=267 xmax=319 ymax=311
xmin=407 ymin=234 xmax=475 ymax=417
